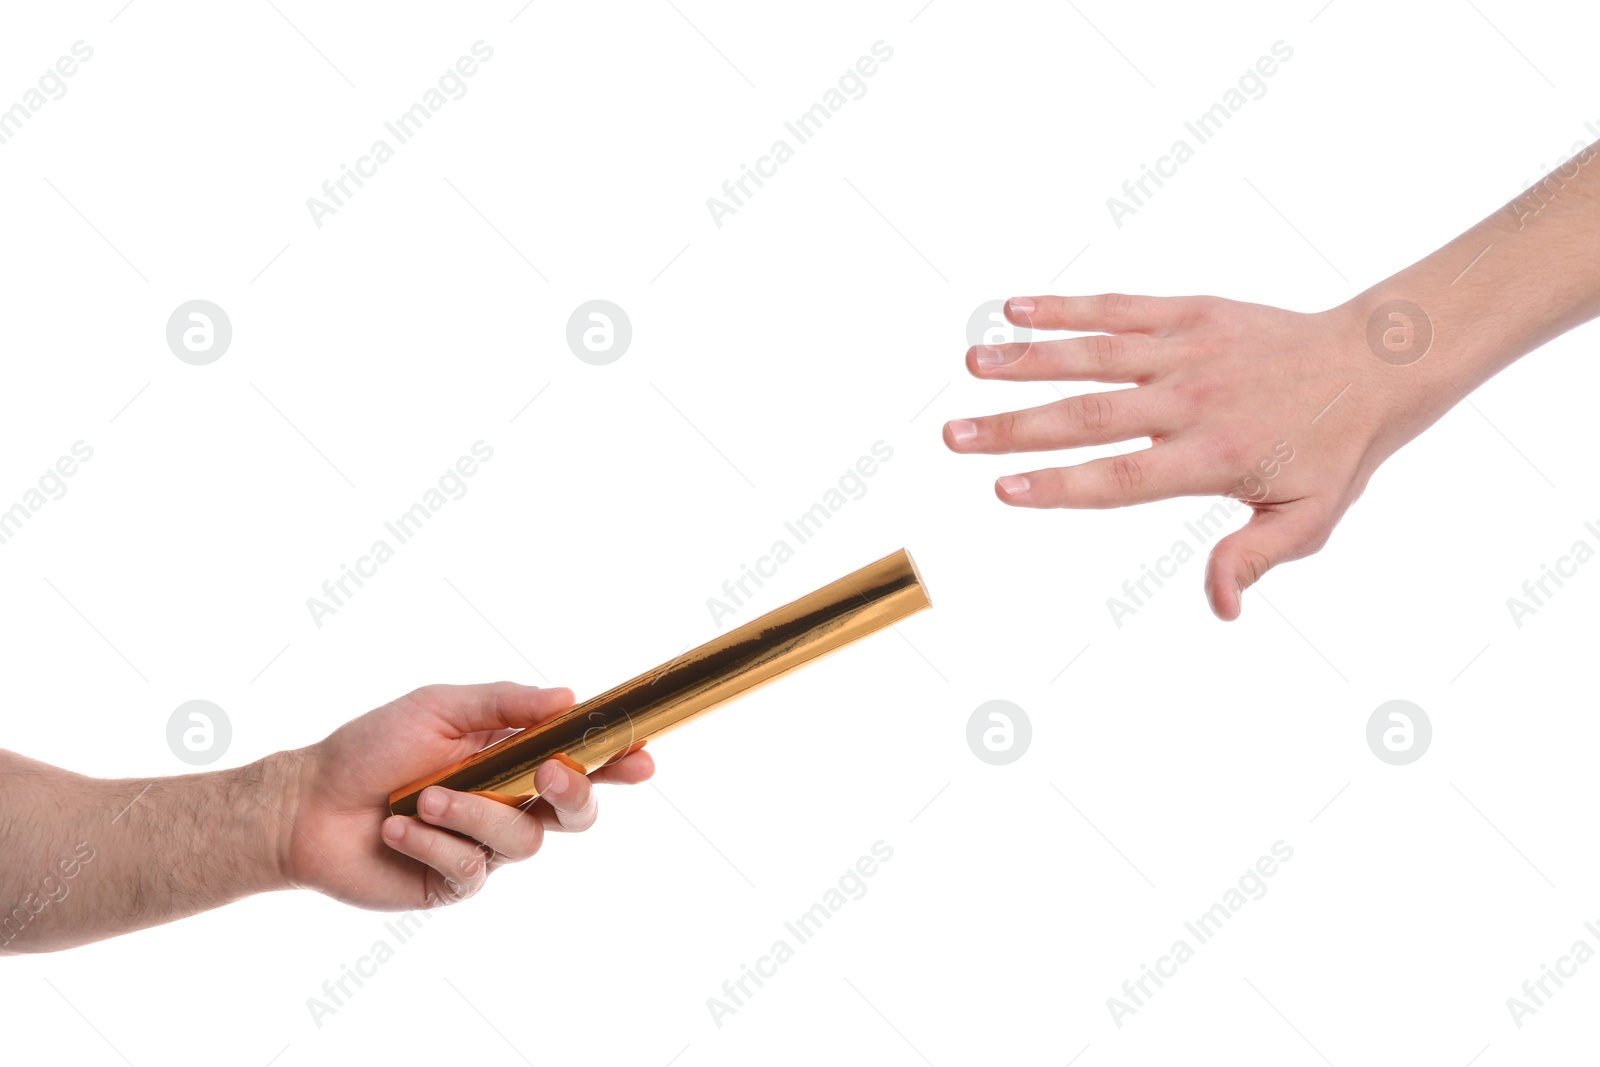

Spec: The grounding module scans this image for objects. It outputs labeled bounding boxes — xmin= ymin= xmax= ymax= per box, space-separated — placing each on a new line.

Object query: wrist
xmin=232 ymin=748 xmax=305 ymax=896
xmin=1336 ymin=206 xmax=1573 ymax=432
xmin=1326 ymin=286 xmax=1479 ymax=459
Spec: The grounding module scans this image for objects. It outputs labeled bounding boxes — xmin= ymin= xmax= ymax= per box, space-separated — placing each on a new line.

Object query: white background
xmin=2 ymin=1 xmax=1598 ymax=1063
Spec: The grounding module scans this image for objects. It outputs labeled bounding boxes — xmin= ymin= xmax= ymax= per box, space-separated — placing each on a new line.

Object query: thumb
xmin=1205 ymin=504 xmax=1330 ymax=621
xmin=415 ymin=681 xmax=576 ymax=738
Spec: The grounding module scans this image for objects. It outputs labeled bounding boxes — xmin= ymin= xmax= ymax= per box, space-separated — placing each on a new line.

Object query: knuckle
xmin=1238 ymin=548 xmax=1274 ymax=587
xmin=435 ymin=861 xmax=489 ymax=906
xmin=1189 ymin=296 xmax=1240 ymax=333
xmin=1175 ymin=375 xmax=1230 ymax=416
xmin=457 ymin=851 xmax=488 ymax=883
xmin=1108 ymin=454 xmax=1147 ymax=494
xmin=502 ymin=812 xmax=543 ymax=860
xmin=552 ymin=793 xmax=595 ymax=829
xmin=419 ymin=830 xmax=454 ymax=865
xmin=989 ymin=411 xmax=1018 ymax=446
xmin=486 ymin=825 xmax=531 ymax=863
xmin=1207 ymin=435 xmax=1249 ymax=475
xmin=484 ymin=679 xmax=520 ymax=707
xmin=1100 ymin=292 xmax=1136 ymax=321
xmin=553 ymin=790 xmax=598 ymax=829
xmin=1167 ymin=379 xmax=1202 ymax=415
xmin=1184 ymin=296 xmax=1224 ymax=327
xmin=1068 ymin=392 xmax=1115 ymax=434
xmin=571 ymin=801 xmax=600 ymax=830
xmin=1178 ymin=332 xmax=1218 ymax=362
xmin=440 ymin=877 xmax=481 ymax=905
xmin=1089 ymin=333 xmax=1125 ymax=370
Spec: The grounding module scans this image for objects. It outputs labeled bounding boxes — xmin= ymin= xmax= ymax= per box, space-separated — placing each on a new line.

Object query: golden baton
xmin=389 ymin=548 xmax=931 ymax=816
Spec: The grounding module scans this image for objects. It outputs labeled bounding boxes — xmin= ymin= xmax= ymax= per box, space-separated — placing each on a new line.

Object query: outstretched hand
xmin=945 ymin=294 xmax=1440 ymax=620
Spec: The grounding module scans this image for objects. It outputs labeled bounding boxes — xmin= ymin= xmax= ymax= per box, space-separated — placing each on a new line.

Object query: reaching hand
xmin=943 ymin=293 xmax=1443 ymax=620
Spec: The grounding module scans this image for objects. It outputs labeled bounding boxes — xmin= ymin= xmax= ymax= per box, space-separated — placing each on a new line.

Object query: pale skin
xmin=946 ymin=140 xmax=1600 ymax=619
xmin=7 ymin=152 xmax=1597 ymax=955
xmin=0 ymin=682 xmax=653 ymax=954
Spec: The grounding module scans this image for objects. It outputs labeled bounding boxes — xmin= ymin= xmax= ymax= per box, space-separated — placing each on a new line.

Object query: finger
xmin=414 ymin=682 xmax=576 ymax=737
xmin=993 ymin=447 xmax=1210 ymax=509
xmin=457 ymin=738 xmax=655 ymax=784
xmin=968 ymin=334 xmax=1170 ymax=384
xmin=1205 ymin=505 xmax=1332 ymax=622
xmin=588 ymin=748 xmax=655 ymax=786
xmin=382 ymin=815 xmax=490 ymax=901
xmin=1005 ymin=294 xmax=1198 ymax=336
xmin=944 ymin=389 xmax=1162 ymax=455
xmin=414 ymin=786 xmax=546 ymax=863
xmin=533 ymin=760 xmax=598 ymax=833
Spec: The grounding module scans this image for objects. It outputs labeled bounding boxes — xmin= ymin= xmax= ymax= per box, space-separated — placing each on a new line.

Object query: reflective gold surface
xmin=389 ymin=548 xmax=931 ymax=816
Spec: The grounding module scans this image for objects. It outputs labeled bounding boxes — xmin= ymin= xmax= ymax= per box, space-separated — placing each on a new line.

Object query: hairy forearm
xmin=0 ymin=750 xmax=293 ymax=954
xmin=1336 ymin=138 xmax=1600 ymax=452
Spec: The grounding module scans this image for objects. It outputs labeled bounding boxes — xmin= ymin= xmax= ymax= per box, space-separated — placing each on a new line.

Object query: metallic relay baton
xmin=389 ymin=548 xmax=931 ymax=816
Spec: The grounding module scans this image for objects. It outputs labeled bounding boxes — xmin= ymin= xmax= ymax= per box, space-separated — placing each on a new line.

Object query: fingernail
xmin=1007 ymin=297 xmax=1035 ymax=315
xmin=384 ymin=818 xmax=407 ymax=843
xmin=998 ymin=475 xmax=1030 ymax=495
xmin=946 ymin=419 xmax=977 ymax=446
xmin=419 ymin=788 xmax=447 ymax=818
xmin=542 ymin=761 xmax=569 ymax=797
xmin=974 ymin=345 xmax=1012 ymax=367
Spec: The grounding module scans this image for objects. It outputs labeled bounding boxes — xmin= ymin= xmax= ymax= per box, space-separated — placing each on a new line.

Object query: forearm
xmin=1336 ymin=139 xmax=1600 ymax=451
xmin=0 ymin=749 xmax=293 ymax=954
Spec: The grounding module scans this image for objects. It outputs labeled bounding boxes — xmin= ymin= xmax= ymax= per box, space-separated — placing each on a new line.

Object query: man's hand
xmin=0 ymin=681 xmax=654 ymax=954
xmin=946 ymin=139 xmax=1600 ymax=619
xmin=943 ymin=294 xmax=1417 ymax=621
xmin=277 ymin=682 xmax=654 ymax=911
